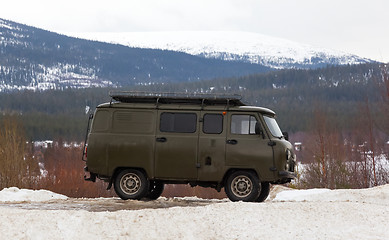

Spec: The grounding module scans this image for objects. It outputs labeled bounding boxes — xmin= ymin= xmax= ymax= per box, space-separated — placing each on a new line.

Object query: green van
xmin=82 ymin=92 xmax=296 ymax=202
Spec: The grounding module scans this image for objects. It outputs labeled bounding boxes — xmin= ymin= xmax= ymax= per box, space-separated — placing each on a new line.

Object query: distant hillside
xmin=130 ymin=63 xmax=387 ymax=133
xmin=0 ymin=63 xmax=386 ymax=140
xmin=67 ymin=31 xmax=376 ymax=69
xmin=0 ymin=18 xmax=270 ymax=91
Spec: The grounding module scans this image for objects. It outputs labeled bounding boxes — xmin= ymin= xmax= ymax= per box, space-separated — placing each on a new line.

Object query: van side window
xmin=231 ymin=115 xmax=257 ymax=134
xmin=160 ymin=113 xmax=197 ymax=133
xmin=203 ymin=114 xmax=223 ymax=134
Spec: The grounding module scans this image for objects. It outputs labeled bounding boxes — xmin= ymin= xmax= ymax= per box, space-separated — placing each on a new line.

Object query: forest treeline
xmin=0 ymin=63 xmax=386 ymax=140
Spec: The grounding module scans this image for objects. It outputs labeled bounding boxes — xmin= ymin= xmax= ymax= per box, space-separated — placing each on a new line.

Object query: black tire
xmin=114 ymin=169 xmax=149 ymax=200
xmin=224 ymin=170 xmax=260 ymax=202
xmin=256 ymin=182 xmax=270 ymax=202
xmin=144 ymin=181 xmax=164 ymax=200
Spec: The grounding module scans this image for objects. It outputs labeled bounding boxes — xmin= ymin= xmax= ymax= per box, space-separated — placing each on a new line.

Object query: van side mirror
xmin=255 ymin=122 xmax=264 ymax=138
xmin=282 ymin=131 xmax=289 ymax=141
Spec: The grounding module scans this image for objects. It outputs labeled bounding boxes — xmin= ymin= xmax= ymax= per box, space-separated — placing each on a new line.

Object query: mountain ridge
xmin=64 ymin=31 xmax=375 ymax=69
xmin=0 ymin=18 xmax=270 ymax=91
xmin=0 ymin=18 xmax=376 ymax=91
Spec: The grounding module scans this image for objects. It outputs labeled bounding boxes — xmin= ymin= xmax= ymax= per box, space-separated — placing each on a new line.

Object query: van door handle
xmin=156 ymin=137 xmax=167 ymax=142
xmin=226 ymin=139 xmax=238 ymax=145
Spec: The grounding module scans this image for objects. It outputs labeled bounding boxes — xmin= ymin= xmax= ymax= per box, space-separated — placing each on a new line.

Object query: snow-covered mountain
xmin=1 ymin=19 xmax=275 ymax=91
xmin=65 ymin=31 xmax=374 ymax=69
xmin=0 ymin=17 xmax=377 ymax=91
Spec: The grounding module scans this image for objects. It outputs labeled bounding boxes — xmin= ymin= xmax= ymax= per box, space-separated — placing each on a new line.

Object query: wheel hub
xmin=231 ymin=175 xmax=252 ymax=198
xmin=121 ymin=173 xmax=141 ymax=195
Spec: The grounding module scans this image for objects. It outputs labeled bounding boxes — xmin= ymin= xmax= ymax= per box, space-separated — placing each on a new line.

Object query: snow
xmin=0 ymin=185 xmax=388 ymax=239
xmin=274 ymin=185 xmax=389 ymax=204
xmin=0 ymin=63 xmax=116 ymax=92
xmin=274 ymin=188 xmax=331 ymax=201
xmin=0 ymin=187 xmax=68 ymax=202
xmin=63 ymin=31 xmax=372 ymax=69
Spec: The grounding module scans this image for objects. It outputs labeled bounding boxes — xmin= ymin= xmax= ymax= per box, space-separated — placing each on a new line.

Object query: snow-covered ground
xmin=1 ymin=185 xmax=388 ymax=240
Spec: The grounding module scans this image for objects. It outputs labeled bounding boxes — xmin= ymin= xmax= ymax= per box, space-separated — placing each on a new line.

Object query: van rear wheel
xmin=114 ymin=169 xmax=149 ymax=200
xmin=225 ymin=170 xmax=260 ymax=202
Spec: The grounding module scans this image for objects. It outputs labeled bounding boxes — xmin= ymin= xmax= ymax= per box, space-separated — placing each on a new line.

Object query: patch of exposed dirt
xmin=0 ymin=197 xmax=228 ymax=212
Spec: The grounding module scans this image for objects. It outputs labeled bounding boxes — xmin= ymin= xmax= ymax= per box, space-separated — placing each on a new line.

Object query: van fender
xmin=222 ymin=168 xmax=261 ymax=187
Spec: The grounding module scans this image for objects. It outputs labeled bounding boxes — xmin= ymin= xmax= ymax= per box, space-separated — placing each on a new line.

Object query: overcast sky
xmin=1 ymin=0 xmax=388 ymax=62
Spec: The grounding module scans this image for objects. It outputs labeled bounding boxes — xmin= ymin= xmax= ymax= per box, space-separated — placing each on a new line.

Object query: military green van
xmin=82 ymin=91 xmax=296 ymax=202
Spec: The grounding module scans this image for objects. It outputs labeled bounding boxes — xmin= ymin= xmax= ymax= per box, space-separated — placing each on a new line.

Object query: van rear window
xmin=160 ymin=113 xmax=197 ymax=133
xmin=92 ymin=110 xmax=110 ymax=132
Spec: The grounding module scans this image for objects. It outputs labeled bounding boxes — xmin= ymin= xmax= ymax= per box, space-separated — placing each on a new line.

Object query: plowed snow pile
xmin=1 ymin=185 xmax=388 ymax=240
xmin=0 ymin=187 xmax=68 ymax=202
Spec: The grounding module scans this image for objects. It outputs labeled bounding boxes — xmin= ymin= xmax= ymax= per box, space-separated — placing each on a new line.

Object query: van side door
xmin=197 ymin=111 xmax=227 ymax=182
xmin=154 ymin=110 xmax=199 ymax=180
xmin=225 ymin=112 xmax=275 ymax=181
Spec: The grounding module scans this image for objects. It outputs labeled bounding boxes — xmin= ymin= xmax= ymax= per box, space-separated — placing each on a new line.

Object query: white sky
xmin=1 ymin=0 xmax=388 ymax=62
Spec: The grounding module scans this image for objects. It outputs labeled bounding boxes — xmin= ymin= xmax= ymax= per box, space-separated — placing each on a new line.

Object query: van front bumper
xmin=278 ymin=170 xmax=297 ymax=179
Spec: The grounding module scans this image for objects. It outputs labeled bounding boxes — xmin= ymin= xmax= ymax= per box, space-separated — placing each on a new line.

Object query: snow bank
xmin=274 ymin=188 xmax=331 ymax=201
xmin=0 ymin=187 xmax=68 ymax=202
xmin=0 ymin=185 xmax=388 ymax=240
xmin=274 ymin=184 xmax=389 ymax=205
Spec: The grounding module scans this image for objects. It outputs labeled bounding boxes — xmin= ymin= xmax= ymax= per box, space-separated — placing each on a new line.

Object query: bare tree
xmin=381 ymin=65 xmax=389 ymax=134
xmin=0 ymin=115 xmax=38 ymax=189
xmin=300 ymin=106 xmax=353 ymax=189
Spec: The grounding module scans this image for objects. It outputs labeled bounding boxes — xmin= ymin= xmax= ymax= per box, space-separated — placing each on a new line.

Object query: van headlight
xmin=285 ymin=162 xmax=290 ymax=171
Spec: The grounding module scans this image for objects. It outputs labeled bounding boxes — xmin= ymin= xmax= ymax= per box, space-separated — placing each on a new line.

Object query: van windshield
xmin=263 ymin=115 xmax=283 ymax=138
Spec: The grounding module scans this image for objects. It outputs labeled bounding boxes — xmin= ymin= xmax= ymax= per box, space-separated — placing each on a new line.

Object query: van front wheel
xmin=114 ymin=169 xmax=149 ymax=200
xmin=256 ymin=182 xmax=270 ymax=202
xmin=225 ymin=171 xmax=260 ymax=202
xmin=144 ymin=181 xmax=164 ymax=200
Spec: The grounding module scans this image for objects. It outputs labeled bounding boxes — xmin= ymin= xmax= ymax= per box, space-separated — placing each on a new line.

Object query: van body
xmin=83 ymin=92 xmax=296 ymax=202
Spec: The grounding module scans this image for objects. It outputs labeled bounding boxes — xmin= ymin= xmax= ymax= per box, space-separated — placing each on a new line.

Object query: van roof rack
xmin=109 ymin=91 xmax=245 ymax=106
